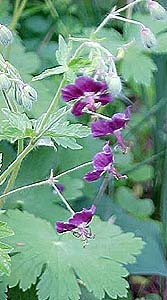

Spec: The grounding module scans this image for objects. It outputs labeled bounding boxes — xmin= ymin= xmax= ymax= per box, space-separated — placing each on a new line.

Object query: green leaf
xmin=56 ymin=35 xmax=69 ymax=66
xmin=128 ymin=165 xmax=154 ymax=182
xmin=34 ymin=106 xmax=67 ymax=133
xmin=46 ymin=122 xmax=91 ymax=149
xmin=1 ymin=210 xmax=144 ymax=300
xmin=95 ymin=196 xmax=167 ymax=276
xmin=7 ymin=38 xmax=40 ymax=79
xmin=32 ymin=66 xmax=66 ymax=81
xmin=58 ymin=176 xmax=84 ymax=200
xmin=121 ymin=45 xmax=157 ymax=86
xmin=80 ymin=286 xmax=132 ymax=300
xmin=115 ymin=187 xmax=154 ymax=218
xmin=0 ymin=109 xmax=34 ymax=142
xmin=4 ymin=145 xmax=70 ymax=224
xmin=0 ymin=221 xmax=14 ymax=276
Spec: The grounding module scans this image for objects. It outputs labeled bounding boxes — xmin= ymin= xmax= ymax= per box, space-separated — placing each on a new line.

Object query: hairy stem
xmin=111 ymin=15 xmax=143 ymax=27
xmin=49 ymin=171 xmax=75 ymax=214
xmin=0 ymin=161 xmax=92 ymax=201
xmin=0 ymin=139 xmax=24 ymax=207
xmin=36 ymin=78 xmax=65 ymax=134
xmin=0 ymin=142 xmax=33 ymax=187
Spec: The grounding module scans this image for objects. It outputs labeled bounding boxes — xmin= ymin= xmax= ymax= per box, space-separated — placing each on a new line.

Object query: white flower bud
xmin=0 ymin=24 xmax=13 ymax=47
xmin=15 ymin=82 xmax=38 ymax=110
xmin=106 ymin=75 xmax=122 ymax=97
xmin=0 ymin=74 xmax=11 ymax=90
xmin=23 ymin=84 xmax=37 ymax=101
xmin=147 ymin=0 xmax=167 ymax=20
xmin=140 ymin=26 xmax=157 ymax=49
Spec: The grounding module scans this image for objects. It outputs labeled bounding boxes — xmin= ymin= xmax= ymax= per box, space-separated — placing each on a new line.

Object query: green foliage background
xmin=0 ymin=0 xmax=167 ymax=299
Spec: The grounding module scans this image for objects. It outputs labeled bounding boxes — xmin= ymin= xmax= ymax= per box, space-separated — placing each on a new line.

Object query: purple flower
xmin=61 ymin=76 xmax=112 ymax=117
xmin=56 ymin=205 xmax=96 ymax=244
xmin=91 ymin=107 xmax=131 ymax=153
xmin=84 ymin=141 xmax=127 ymax=182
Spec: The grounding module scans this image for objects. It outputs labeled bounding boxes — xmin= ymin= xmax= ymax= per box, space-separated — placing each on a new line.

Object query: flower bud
xmin=0 ymin=73 xmax=11 ymax=90
xmin=147 ymin=0 xmax=167 ymax=20
xmin=0 ymin=24 xmax=13 ymax=47
xmin=15 ymin=82 xmax=38 ymax=110
xmin=140 ymin=26 xmax=157 ymax=49
xmin=106 ymin=75 xmax=122 ymax=97
xmin=21 ymin=84 xmax=38 ymax=101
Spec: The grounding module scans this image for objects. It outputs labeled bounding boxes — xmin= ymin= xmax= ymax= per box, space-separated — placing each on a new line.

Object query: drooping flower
xmin=91 ymin=107 xmax=131 ymax=153
xmin=140 ymin=26 xmax=157 ymax=49
xmin=56 ymin=204 xmax=96 ymax=244
xmin=61 ymin=76 xmax=112 ymax=117
xmin=84 ymin=141 xmax=127 ymax=182
xmin=147 ymin=0 xmax=167 ymax=20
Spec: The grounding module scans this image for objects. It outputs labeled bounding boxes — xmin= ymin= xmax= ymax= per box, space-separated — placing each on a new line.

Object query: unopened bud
xmin=16 ymin=82 xmax=38 ymax=110
xmin=147 ymin=0 xmax=167 ymax=20
xmin=106 ymin=75 xmax=122 ymax=97
xmin=0 ymin=24 xmax=13 ymax=47
xmin=21 ymin=84 xmax=38 ymax=101
xmin=0 ymin=73 xmax=11 ymax=90
xmin=140 ymin=26 xmax=157 ymax=48
xmin=117 ymin=48 xmax=125 ymax=60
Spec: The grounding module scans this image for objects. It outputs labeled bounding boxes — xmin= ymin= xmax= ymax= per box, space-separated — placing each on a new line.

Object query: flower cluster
xmin=54 ymin=0 xmax=167 ymax=243
xmin=55 ymin=74 xmax=130 ymax=244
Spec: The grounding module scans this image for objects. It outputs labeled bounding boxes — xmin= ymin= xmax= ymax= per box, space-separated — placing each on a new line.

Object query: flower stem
xmin=10 ymin=0 xmax=28 ymax=31
xmin=93 ymin=0 xmax=145 ymax=35
xmin=110 ymin=15 xmax=143 ymax=27
xmin=0 ymin=142 xmax=33 ymax=188
xmin=85 ymin=109 xmax=111 ymax=121
xmin=1 ymin=139 xmax=24 ymax=201
xmin=0 ymin=161 xmax=92 ymax=202
xmin=36 ymin=78 xmax=65 ymax=134
xmin=94 ymin=12 xmax=113 ymax=35
xmin=94 ymin=175 xmax=109 ymax=204
xmin=55 ymin=161 xmax=92 ymax=179
xmin=49 ymin=170 xmax=75 ymax=214
xmin=116 ymin=0 xmax=145 ymax=14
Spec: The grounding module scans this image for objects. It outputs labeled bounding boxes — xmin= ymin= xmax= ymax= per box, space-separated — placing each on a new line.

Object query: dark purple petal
xmin=69 ymin=205 xmax=96 ymax=226
xmin=91 ymin=120 xmax=113 ymax=137
xmin=93 ymin=151 xmax=113 ymax=171
xmin=61 ymin=84 xmax=83 ymax=102
xmin=75 ymin=76 xmax=107 ymax=93
xmin=71 ymin=101 xmax=87 ymax=116
xmin=84 ymin=170 xmax=103 ymax=182
xmin=91 ymin=107 xmax=131 ymax=137
xmin=56 ymin=221 xmax=77 ymax=233
xmin=110 ymin=106 xmax=131 ymax=130
xmin=97 ymin=93 xmax=112 ymax=105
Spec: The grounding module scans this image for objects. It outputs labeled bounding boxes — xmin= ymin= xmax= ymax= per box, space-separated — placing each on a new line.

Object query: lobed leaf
xmin=0 ymin=109 xmax=34 ymax=142
xmin=0 ymin=221 xmax=14 ymax=276
xmin=0 ymin=210 xmax=144 ymax=300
